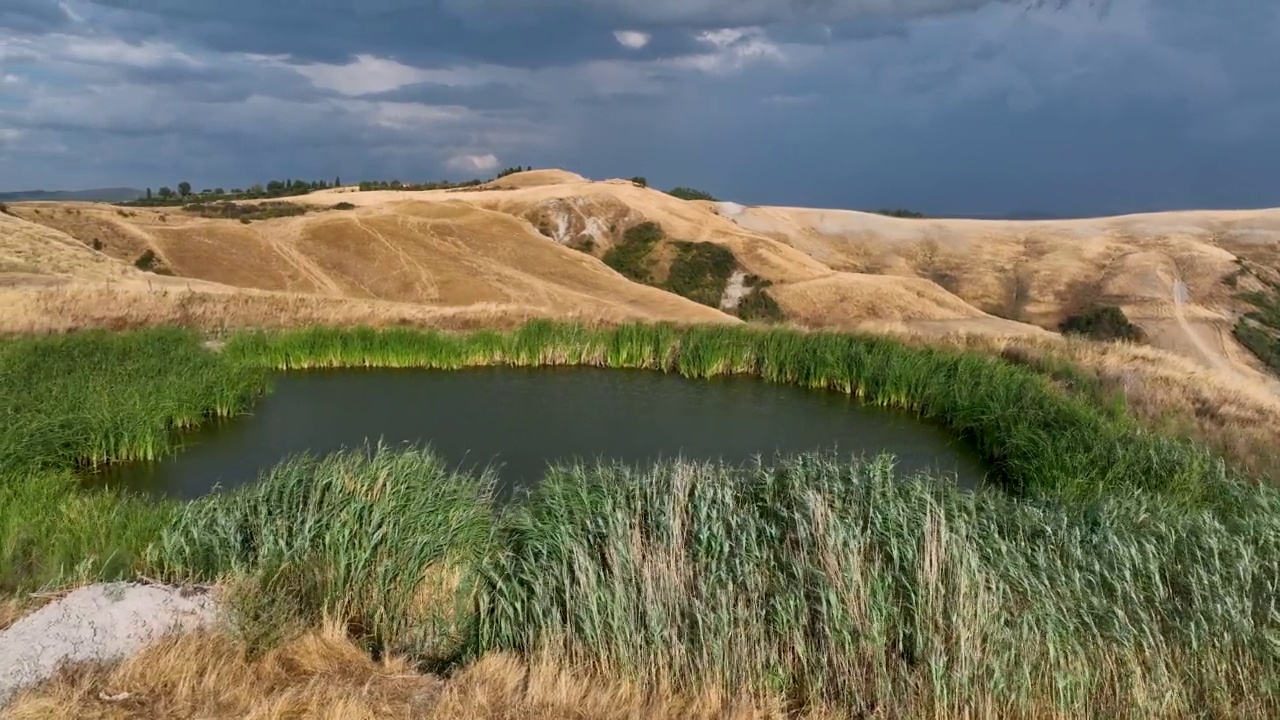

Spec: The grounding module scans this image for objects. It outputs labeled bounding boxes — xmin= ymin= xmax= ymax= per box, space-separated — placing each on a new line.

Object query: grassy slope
xmin=1 ymin=324 xmax=1275 ymax=717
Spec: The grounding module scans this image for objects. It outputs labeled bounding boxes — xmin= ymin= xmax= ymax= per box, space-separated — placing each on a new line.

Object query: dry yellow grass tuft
xmin=4 ymin=627 xmax=843 ymax=720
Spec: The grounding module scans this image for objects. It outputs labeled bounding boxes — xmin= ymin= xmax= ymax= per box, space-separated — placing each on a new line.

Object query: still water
xmin=92 ymin=367 xmax=990 ymax=499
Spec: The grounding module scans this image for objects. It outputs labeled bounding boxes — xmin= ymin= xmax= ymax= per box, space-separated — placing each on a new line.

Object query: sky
xmin=1 ymin=0 xmax=1277 ymax=216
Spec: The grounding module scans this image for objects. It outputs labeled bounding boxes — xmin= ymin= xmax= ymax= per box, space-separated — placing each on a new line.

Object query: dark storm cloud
xmin=0 ymin=0 xmax=72 ymax=33
xmin=0 ymin=0 xmax=1274 ymax=218
xmin=71 ymin=0 xmax=1092 ymax=67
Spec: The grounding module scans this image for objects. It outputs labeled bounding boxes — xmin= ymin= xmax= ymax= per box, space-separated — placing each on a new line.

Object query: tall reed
xmin=151 ymin=444 xmax=495 ymax=663
xmin=475 ymin=453 xmax=1280 ymax=718
xmin=0 ymin=328 xmax=266 ymax=591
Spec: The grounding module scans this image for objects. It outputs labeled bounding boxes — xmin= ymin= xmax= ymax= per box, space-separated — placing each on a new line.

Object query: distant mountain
xmin=0 ymin=187 xmax=144 ymax=203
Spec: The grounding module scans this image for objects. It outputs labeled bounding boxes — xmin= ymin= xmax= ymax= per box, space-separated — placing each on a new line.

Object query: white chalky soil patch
xmin=0 ymin=582 xmax=220 ymax=706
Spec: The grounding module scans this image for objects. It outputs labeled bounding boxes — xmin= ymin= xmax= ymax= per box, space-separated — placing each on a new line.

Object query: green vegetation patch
xmin=1232 ymin=270 xmax=1280 ymax=375
xmin=601 ymin=221 xmax=663 ymax=283
xmin=666 ymin=187 xmax=718 ymax=201
xmin=181 ymin=200 xmax=345 ymax=222
xmin=664 ymin=240 xmax=736 ymax=307
xmin=154 ymin=445 xmax=493 ymax=662
xmin=604 ymin=222 xmax=783 ymax=320
xmin=0 ymin=329 xmax=265 ymax=591
xmin=736 ymin=275 xmax=785 ymax=322
xmin=870 ymin=208 xmax=926 ymax=218
xmin=1058 ymin=305 xmax=1146 ymax=342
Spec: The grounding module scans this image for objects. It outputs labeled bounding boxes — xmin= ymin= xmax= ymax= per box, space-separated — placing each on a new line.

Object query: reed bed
xmin=151 ymin=445 xmax=495 ymax=663
xmin=0 ymin=328 xmax=266 ymax=591
xmin=476 ymin=453 xmax=1280 ymax=718
xmin=225 ymin=322 xmax=1235 ymax=508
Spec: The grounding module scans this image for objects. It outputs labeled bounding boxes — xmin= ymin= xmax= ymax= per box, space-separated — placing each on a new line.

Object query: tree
xmin=335 ymin=176 xmax=341 ymax=187
xmin=177 ymin=181 xmax=191 ymax=197
xmin=145 ymin=188 xmax=152 ymax=200
xmin=157 ymin=186 xmax=174 ymax=199
xmin=630 ymin=176 xmax=648 ymax=188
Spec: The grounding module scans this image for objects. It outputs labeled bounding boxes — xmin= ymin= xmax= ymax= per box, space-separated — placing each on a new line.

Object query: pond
xmin=90 ymin=367 xmax=991 ymax=500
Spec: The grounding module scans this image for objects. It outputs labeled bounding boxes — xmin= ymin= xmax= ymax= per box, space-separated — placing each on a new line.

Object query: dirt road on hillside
xmin=1172 ymin=280 xmax=1231 ymax=372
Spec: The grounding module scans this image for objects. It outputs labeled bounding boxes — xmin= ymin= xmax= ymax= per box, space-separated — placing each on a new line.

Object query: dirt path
xmin=353 ymin=216 xmax=441 ymax=298
xmin=1171 ymin=280 xmax=1231 ymax=372
xmin=266 ymin=221 xmax=347 ymax=296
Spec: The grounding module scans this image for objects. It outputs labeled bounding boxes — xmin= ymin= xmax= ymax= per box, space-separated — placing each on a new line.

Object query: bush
xmin=331 ymin=202 xmax=356 ymax=211
xmin=667 ymin=187 xmax=718 ymax=202
xmin=629 ymin=176 xmax=648 ymax=188
xmin=663 ymin=241 xmax=736 ymax=307
xmin=1058 ymin=305 xmax=1145 ymax=342
xmin=183 ymin=201 xmax=311 ymax=222
xmin=871 ymin=208 xmax=925 ymax=219
xmin=134 ymin=250 xmax=159 ymax=272
xmin=737 ymin=286 xmax=785 ymax=322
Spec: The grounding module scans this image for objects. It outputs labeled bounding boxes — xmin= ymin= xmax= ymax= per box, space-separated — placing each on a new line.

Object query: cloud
xmin=0 ymin=0 xmax=73 ymax=33
xmin=670 ymin=26 xmax=789 ymax=73
xmin=613 ymin=30 xmax=651 ymax=49
xmin=446 ymin=153 xmax=500 ymax=172
xmin=0 ymin=0 xmax=1274 ymax=219
xmin=442 ymin=0 xmax=1083 ymax=27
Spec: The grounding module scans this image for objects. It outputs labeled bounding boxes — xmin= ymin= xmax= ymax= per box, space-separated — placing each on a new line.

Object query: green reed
xmin=0 ymin=328 xmax=267 ymax=591
xmin=475 ymin=453 xmax=1280 ymax=718
xmin=152 ymin=443 xmax=495 ymax=662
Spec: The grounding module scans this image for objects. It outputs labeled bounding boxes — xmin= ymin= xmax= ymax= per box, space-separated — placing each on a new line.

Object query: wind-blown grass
xmin=225 ymin=322 xmax=1237 ymax=509
xmin=151 ymin=445 xmax=494 ymax=663
xmin=476 ymin=453 xmax=1280 ymax=718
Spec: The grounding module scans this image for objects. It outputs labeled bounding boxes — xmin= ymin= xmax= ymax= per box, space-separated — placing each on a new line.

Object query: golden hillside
xmin=4 ymin=169 xmax=1280 ymax=390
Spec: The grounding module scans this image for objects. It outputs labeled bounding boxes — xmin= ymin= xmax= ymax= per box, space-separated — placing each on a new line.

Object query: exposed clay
xmin=0 ymin=582 xmax=220 ymax=707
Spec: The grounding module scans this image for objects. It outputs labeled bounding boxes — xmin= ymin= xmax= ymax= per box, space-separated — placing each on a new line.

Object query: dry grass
xmin=0 ymin=285 xmax=691 ymax=335
xmin=4 ymin=627 xmax=844 ymax=720
xmin=0 ymin=595 xmax=42 ymax=632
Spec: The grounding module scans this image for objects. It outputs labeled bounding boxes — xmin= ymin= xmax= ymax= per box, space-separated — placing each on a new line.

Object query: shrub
xmin=331 ymin=202 xmax=357 ymax=211
xmin=603 ymin=222 xmax=663 ymax=282
xmin=667 ymin=187 xmax=718 ymax=202
xmin=737 ymin=286 xmax=785 ymax=322
xmin=629 ymin=176 xmax=648 ymax=188
xmin=1058 ymin=305 xmax=1145 ymax=342
xmin=871 ymin=208 xmax=925 ymax=218
xmin=134 ymin=250 xmax=159 ymax=272
xmin=663 ymin=241 xmax=736 ymax=307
